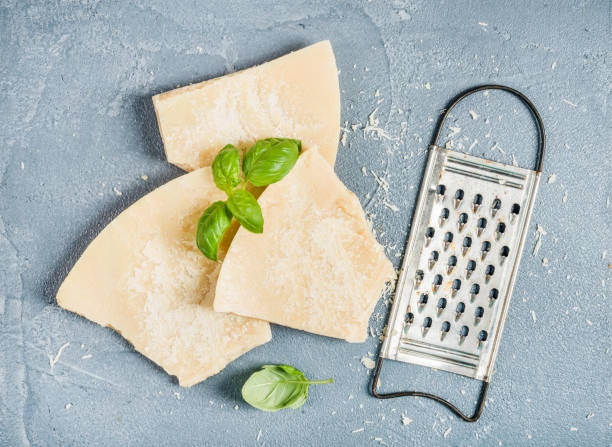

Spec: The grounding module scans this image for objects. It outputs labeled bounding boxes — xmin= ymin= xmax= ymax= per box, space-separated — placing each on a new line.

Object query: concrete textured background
xmin=1 ymin=0 xmax=610 ymax=445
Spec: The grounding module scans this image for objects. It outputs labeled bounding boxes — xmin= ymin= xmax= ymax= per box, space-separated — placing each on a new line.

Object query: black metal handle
xmin=371 ymin=357 xmax=490 ymax=422
xmin=431 ymin=84 xmax=546 ymax=172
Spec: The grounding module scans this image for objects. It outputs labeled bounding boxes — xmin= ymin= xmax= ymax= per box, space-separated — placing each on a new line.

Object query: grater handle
xmin=371 ymin=357 xmax=490 ymax=422
xmin=431 ymin=84 xmax=546 ymax=172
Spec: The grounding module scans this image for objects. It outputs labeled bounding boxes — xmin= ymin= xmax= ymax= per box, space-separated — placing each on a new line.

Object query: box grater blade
xmin=372 ymin=85 xmax=545 ymax=422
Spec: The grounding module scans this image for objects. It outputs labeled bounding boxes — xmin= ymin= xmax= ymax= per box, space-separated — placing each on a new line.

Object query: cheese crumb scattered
xmin=352 ymin=428 xmax=365 ymax=433
xmin=256 ymin=429 xmax=262 ymax=441
xmin=444 ymin=427 xmax=452 ymax=438
xmin=361 ymin=357 xmax=376 ymax=369
xmin=401 ymin=414 xmax=413 ymax=425
xmin=65 ymin=403 xmax=72 ymax=409
xmin=586 ymin=319 xmax=592 ymax=326
xmin=341 ymin=132 xmax=347 ymax=147
xmin=49 ymin=342 xmax=70 ymax=370
xmin=530 ymin=310 xmax=537 ymax=322
xmin=424 ymin=82 xmax=431 ymax=90
xmin=81 ymin=354 xmax=92 ymax=360
xmin=382 ymin=200 xmax=399 ymax=212
xmin=113 ymin=187 xmax=122 ymax=196
xmin=547 ymin=174 xmax=557 ymax=183
xmin=234 ymin=405 xmax=239 ymax=410
xmin=20 ymin=161 xmax=24 ymax=170
xmin=532 ymin=224 xmax=546 ymax=256
xmin=141 ymin=175 xmax=149 ymax=181
xmin=570 ymin=427 xmax=578 ymax=432
xmin=490 ymin=142 xmax=505 ymax=154
xmin=469 ymin=110 xmax=479 ymax=120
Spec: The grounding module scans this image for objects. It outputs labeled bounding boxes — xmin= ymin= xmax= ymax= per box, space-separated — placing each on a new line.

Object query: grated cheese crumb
xmin=113 ymin=187 xmax=123 ymax=196
xmin=424 ymin=82 xmax=431 ymax=89
xmin=81 ymin=354 xmax=92 ymax=360
xmin=361 ymin=357 xmax=376 ymax=369
xmin=469 ymin=110 xmax=479 ymax=120
xmin=547 ymin=174 xmax=557 ymax=183
xmin=382 ymin=200 xmax=399 ymax=212
xmin=401 ymin=414 xmax=413 ymax=425
xmin=341 ymin=132 xmax=347 ymax=147
xmin=570 ymin=427 xmax=578 ymax=432
xmin=352 ymin=428 xmax=364 ymax=433
xmin=65 ymin=403 xmax=72 ymax=409
xmin=530 ymin=310 xmax=537 ymax=322
xmin=444 ymin=427 xmax=452 ymax=438
xmin=49 ymin=342 xmax=70 ymax=370
xmin=141 ymin=175 xmax=149 ymax=181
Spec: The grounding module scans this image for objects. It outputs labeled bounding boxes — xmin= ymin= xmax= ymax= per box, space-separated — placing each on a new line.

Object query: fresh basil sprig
xmin=242 ymin=138 xmax=301 ymax=186
xmin=196 ymin=138 xmax=301 ymax=261
xmin=195 ymin=201 xmax=233 ymax=261
xmin=211 ymin=144 xmax=242 ymax=193
xmin=226 ymin=189 xmax=263 ymax=233
xmin=241 ymin=365 xmax=333 ymax=412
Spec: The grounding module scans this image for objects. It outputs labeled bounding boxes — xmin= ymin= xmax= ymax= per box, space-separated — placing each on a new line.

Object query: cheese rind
xmin=214 ymin=149 xmax=394 ymax=342
xmin=152 ymin=41 xmax=340 ymax=171
xmin=57 ymin=169 xmax=271 ymax=387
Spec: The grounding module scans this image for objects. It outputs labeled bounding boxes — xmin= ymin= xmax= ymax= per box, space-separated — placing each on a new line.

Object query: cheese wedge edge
xmin=57 ymin=169 xmax=271 ymax=387
xmin=214 ymin=149 xmax=395 ymax=342
xmin=152 ymin=40 xmax=341 ymax=171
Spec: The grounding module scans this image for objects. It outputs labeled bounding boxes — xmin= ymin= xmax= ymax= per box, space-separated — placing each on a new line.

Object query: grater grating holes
xmin=477 ymin=217 xmax=487 ymax=236
xmin=454 ymin=189 xmax=464 ymax=209
xmin=440 ymin=208 xmax=450 ymax=226
xmin=437 ymin=298 xmax=447 ymax=316
xmin=481 ymin=241 xmax=491 ymax=260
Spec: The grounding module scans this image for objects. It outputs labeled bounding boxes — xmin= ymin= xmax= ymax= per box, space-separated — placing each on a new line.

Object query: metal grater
xmin=372 ymin=85 xmax=545 ymax=422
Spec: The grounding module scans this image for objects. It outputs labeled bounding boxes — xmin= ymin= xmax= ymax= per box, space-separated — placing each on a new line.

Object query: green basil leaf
xmin=226 ymin=189 xmax=263 ymax=234
xmin=212 ymin=144 xmax=242 ymax=193
xmin=241 ymin=365 xmax=333 ymax=412
xmin=242 ymin=138 xmax=300 ymax=186
xmin=195 ymin=201 xmax=233 ymax=261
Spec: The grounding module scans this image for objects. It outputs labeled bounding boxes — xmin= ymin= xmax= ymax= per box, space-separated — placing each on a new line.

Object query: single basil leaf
xmin=212 ymin=144 xmax=242 ymax=193
xmin=195 ymin=201 xmax=233 ymax=261
xmin=242 ymin=138 xmax=300 ymax=186
xmin=241 ymin=365 xmax=332 ymax=412
xmin=226 ymin=189 xmax=263 ymax=234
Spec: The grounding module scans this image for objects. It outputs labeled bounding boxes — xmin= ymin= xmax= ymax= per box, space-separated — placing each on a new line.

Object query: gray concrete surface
xmin=1 ymin=0 xmax=610 ymax=445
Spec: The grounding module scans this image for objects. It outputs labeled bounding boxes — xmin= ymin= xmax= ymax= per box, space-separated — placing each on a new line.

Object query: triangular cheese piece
xmin=152 ymin=41 xmax=340 ymax=170
xmin=57 ymin=169 xmax=271 ymax=387
xmin=214 ymin=149 xmax=394 ymax=342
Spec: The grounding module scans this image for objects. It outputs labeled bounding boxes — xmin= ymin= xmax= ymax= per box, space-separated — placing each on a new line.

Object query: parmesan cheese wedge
xmin=152 ymin=40 xmax=340 ymax=171
xmin=214 ymin=149 xmax=394 ymax=342
xmin=57 ymin=169 xmax=271 ymax=387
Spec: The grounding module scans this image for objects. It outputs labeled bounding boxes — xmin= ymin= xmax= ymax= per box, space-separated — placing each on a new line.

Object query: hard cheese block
xmin=214 ymin=149 xmax=395 ymax=342
xmin=152 ymin=40 xmax=340 ymax=171
xmin=57 ymin=169 xmax=271 ymax=387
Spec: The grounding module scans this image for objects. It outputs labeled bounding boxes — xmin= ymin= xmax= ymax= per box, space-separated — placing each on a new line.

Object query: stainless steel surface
xmin=381 ymin=145 xmax=540 ymax=381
